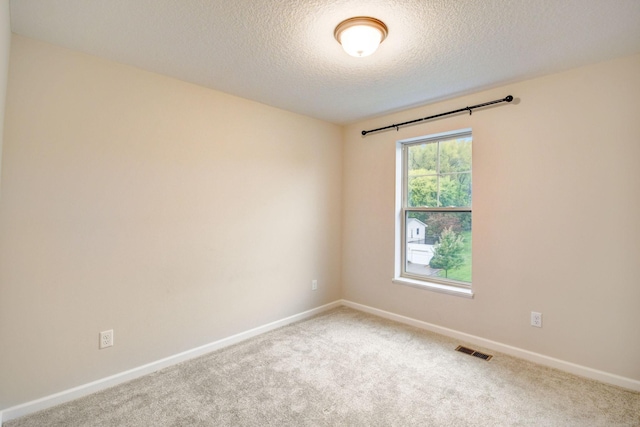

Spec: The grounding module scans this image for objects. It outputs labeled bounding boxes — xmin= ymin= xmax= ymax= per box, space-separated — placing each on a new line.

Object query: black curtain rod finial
xmin=506 ymin=95 xmax=513 ymax=102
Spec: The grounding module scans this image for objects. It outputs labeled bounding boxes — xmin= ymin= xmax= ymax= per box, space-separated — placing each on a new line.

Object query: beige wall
xmin=343 ymin=53 xmax=640 ymax=381
xmin=0 ymin=0 xmax=10 ymax=191
xmin=0 ymin=36 xmax=343 ymax=409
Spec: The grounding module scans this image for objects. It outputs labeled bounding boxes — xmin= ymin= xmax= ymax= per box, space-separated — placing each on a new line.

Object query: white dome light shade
xmin=340 ymin=25 xmax=382 ymax=57
xmin=334 ymin=17 xmax=388 ymax=58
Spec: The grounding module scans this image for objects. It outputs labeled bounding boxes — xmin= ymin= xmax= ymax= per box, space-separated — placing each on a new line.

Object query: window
xmin=394 ymin=129 xmax=472 ymax=296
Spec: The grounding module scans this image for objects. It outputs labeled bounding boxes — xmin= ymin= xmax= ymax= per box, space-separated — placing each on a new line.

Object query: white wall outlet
xmin=99 ymin=329 xmax=114 ymax=349
xmin=311 ymin=279 xmax=318 ymax=291
xmin=531 ymin=312 xmax=542 ymax=328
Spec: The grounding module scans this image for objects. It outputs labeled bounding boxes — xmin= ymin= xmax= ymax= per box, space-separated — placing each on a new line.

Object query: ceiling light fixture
xmin=334 ymin=17 xmax=388 ymax=58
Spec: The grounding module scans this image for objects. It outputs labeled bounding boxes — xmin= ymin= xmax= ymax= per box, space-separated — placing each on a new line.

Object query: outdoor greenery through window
xmin=401 ymin=130 xmax=472 ymax=287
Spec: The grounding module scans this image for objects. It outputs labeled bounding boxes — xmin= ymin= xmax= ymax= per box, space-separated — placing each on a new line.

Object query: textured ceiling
xmin=9 ymin=0 xmax=640 ymax=124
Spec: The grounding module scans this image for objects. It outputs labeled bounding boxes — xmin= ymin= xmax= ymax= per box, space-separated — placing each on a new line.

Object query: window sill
xmin=392 ymin=277 xmax=474 ymax=299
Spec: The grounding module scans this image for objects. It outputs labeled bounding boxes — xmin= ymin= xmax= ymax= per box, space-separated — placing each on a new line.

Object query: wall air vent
xmin=455 ymin=345 xmax=493 ymax=361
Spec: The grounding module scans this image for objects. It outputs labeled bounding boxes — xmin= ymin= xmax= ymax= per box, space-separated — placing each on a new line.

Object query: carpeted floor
xmin=5 ymin=307 xmax=640 ymax=426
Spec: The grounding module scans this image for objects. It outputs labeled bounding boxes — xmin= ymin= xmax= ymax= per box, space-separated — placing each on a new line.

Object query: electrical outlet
xmin=99 ymin=330 xmax=114 ymax=349
xmin=531 ymin=312 xmax=542 ymax=328
xmin=311 ymin=279 xmax=318 ymax=291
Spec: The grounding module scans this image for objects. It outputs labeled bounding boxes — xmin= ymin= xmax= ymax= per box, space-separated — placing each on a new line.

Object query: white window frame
xmin=393 ymin=129 xmax=474 ymax=299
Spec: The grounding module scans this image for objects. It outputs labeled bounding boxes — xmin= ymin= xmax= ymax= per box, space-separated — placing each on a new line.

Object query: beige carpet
xmin=5 ymin=307 xmax=640 ymax=426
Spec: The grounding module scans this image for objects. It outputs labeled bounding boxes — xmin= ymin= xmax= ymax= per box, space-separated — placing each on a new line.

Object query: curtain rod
xmin=361 ymin=95 xmax=514 ymax=136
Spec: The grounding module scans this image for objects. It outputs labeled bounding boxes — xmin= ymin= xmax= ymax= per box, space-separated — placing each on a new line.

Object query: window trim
xmin=393 ymin=129 xmax=474 ymax=298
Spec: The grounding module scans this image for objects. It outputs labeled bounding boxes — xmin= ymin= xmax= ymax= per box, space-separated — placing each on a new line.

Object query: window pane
xmin=439 ymin=137 xmax=472 ymax=174
xmin=408 ymin=142 xmax=437 ymax=173
xmin=405 ymin=211 xmax=472 ymax=284
xmin=408 ymin=175 xmax=438 ymax=207
xmin=438 ymin=172 xmax=472 ymax=208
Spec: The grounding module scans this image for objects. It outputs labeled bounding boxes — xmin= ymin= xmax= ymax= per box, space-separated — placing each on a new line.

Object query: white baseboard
xmin=0 ymin=300 xmax=342 ymax=424
xmin=341 ymin=299 xmax=640 ymax=392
